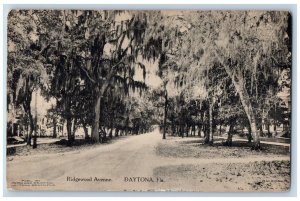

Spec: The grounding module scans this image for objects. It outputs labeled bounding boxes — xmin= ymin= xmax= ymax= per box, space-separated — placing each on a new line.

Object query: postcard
xmin=6 ymin=10 xmax=291 ymax=192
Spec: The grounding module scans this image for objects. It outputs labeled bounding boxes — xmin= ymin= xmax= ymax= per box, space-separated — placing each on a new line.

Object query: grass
xmin=6 ymin=136 xmax=128 ymax=157
xmin=156 ymin=137 xmax=290 ymax=159
xmin=153 ymin=136 xmax=290 ymax=191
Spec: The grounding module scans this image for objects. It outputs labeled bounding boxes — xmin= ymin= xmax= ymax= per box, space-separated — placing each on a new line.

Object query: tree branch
xmin=78 ymin=66 xmax=96 ymax=84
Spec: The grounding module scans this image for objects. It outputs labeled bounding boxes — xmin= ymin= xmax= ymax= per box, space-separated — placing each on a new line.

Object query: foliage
xmin=7 ymin=10 xmax=291 ymax=149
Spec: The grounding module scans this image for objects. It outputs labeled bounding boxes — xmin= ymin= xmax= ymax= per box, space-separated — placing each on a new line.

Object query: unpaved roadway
xmin=6 ymin=128 xmax=290 ymax=192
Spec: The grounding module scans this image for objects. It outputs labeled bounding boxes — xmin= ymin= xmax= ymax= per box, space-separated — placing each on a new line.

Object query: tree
xmin=45 ymin=105 xmax=61 ymax=138
xmin=23 ymin=10 xmax=152 ymax=144
xmin=212 ymin=11 xmax=290 ymax=149
xmin=7 ymin=10 xmax=48 ymax=145
xmin=66 ymin=11 xmax=151 ymax=142
xmin=156 ymin=11 xmax=291 ymax=149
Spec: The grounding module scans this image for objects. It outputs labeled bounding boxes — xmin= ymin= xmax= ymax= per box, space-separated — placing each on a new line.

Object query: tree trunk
xmin=259 ymin=122 xmax=264 ymax=137
xmin=27 ymin=112 xmax=34 ymax=145
xmin=11 ymin=99 xmax=15 ymax=137
xmin=91 ymin=92 xmax=101 ymax=143
xmin=66 ymin=118 xmax=73 ymax=146
xmin=244 ymin=104 xmax=260 ymax=149
xmin=273 ymin=122 xmax=277 ymax=136
xmin=62 ymin=123 xmax=64 ymax=137
xmin=226 ymin=123 xmax=234 ymax=146
xmin=71 ymin=117 xmax=77 ymax=142
xmin=52 ymin=119 xmax=57 ymax=138
xmin=102 ymin=127 xmax=107 ymax=142
xmin=208 ymin=102 xmax=213 ymax=145
xmin=63 ymin=95 xmax=73 ymax=145
xmin=242 ymin=98 xmax=259 ymax=149
xmin=186 ymin=125 xmax=189 ymax=137
xmin=163 ymin=89 xmax=168 ymax=139
xmin=26 ymin=124 xmax=29 ymax=137
xmin=171 ymin=119 xmax=175 ymax=136
xmin=223 ymin=65 xmax=260 ymax=149
xmin=23 ymin=102 xmax=34 ymax=146
xmin=192 ymin=125 xmax=196 ymax=136
xmin=83 ymin=124 xmax=89 ymax=140
xmin=109 ymin=128 xmax=113 ymax=139
xmin=204 ymin=124 xmax=209 ymax=143
xmin=247 ymin=122 xmax=252 ymax=143
xmin=180 ymin=124 xmax=184 ymax=138
xmin=203 ymin=110 xmax=209 ymax=143
xmin=204 ymin=102 xmax=213 ymax=145
xmin=198 ymin=124 xmax=201 ymax=137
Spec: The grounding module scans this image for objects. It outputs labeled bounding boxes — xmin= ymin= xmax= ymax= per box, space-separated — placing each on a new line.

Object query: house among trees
xmin=7 ymin=90 xmax=65 ymax=139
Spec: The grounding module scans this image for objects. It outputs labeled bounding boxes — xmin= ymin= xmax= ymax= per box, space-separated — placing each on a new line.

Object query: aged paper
xmin=6 ymin=10 xmax=291 ymax=192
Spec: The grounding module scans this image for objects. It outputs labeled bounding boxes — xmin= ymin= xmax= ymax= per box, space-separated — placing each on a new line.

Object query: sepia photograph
xmin=6 ymin=9 xmax=291 ymax=192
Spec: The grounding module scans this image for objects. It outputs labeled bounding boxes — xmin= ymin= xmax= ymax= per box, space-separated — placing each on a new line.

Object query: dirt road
xmin=7 ymin=129 xmax=164 ymax=191
xmin=6 ymin=128 xmax=290 ymax=192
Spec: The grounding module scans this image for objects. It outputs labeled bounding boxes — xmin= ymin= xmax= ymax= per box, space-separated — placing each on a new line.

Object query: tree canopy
xmin=7 ymin=10 xmax=291 ymax=149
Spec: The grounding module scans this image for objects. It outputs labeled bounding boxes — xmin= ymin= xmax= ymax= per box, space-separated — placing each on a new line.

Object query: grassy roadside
xmin=6 ymin=136 xmax=128 ymax=158
xmin=153 ymin=136 xmax=290 ymax=192
xmin=156 ymin=137 xmax=290 ymax=159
